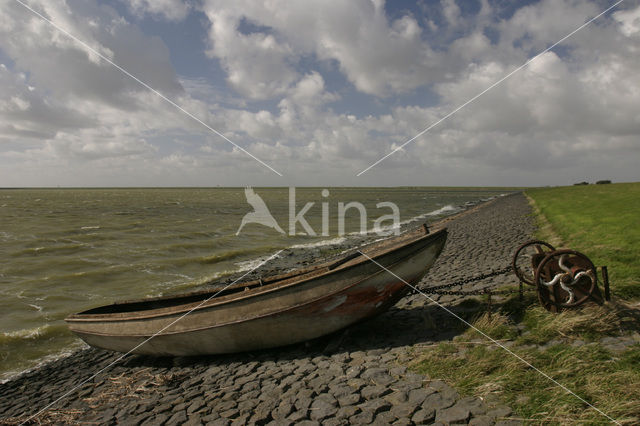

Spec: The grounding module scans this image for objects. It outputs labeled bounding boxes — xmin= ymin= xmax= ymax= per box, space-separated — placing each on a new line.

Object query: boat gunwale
xmin=66 ymin=227 xmax=446 ymax=323
xmin=68 ymin=233 xmax=442 ymax=338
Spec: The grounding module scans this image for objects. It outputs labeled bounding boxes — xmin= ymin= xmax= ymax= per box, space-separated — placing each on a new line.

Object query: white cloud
xmin=124 ymin=0 xmax=191 ymax=22
xmin=200 ymin=0 xmax=452 ymax=98
xmin=1 ymin=0 xmax=183 ymax=106
xmin=1 ymin=0 xmax=639 ymax=187
xmin=613 ymin=4 xmax=640 ymax=37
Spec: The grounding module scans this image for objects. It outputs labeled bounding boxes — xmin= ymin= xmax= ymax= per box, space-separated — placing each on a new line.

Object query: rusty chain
xmin=419 ymin=265 xmax=536 ymax=297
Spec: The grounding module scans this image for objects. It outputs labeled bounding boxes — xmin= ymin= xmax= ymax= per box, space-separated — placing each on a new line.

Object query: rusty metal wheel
xmin=534 ymin=249 xmax=598 ymax=309
xmin=512 ymin=240 xmax=555 ymax=285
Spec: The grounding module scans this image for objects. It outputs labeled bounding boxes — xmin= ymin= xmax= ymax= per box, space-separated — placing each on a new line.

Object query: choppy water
xmin=0 ymin=187 xmax=510 ymax=381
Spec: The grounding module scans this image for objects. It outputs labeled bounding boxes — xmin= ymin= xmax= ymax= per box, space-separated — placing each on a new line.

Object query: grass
xmin=526 ymin=183 xmax=640 ymax=300
xmin=413 ymin=299 xmax=640 ymax=424
xmin=411 ymin=183 xmax=640 ymax=424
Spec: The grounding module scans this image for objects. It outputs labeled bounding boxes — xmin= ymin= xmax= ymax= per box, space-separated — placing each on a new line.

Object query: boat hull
xmin=66 ymin=228 xmax=446 ymax=355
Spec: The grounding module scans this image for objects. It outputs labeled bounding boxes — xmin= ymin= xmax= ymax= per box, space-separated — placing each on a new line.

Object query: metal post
xmin=602 ymin=266 xmax=610 ymax=301
xmin=486 ymin=288 xmax=492 ymax=319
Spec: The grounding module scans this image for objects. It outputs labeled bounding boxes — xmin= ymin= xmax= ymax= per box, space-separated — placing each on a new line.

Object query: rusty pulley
xmin=512 ymin=240 xmax=556 ymax=285
xmin=512 ymin=240 xmax=609 ymax=312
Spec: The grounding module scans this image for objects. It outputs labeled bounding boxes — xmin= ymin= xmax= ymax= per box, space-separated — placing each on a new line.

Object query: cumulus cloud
xmin=1 ymin=0 xmax=639 ymax=187
xmin=200 ymin=0 xmax=453 ymax=98
xmin=0 ymin=64 xmax=93 ymax=141
xmin=124 ymin=0 xmax=191 ymax=22
xmin=1 ymin=0 xmax=183 ymax=107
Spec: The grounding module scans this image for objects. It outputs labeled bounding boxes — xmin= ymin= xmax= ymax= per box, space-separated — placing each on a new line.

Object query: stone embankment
xmin=0 ymin=193 xmax=534 ymax=425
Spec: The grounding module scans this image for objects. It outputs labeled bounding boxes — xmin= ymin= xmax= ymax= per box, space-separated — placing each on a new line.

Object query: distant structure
xmin=596 ymin=180 xmax=612 ymax=185
xmin=574 ymin=181 xmax=589 ymax=186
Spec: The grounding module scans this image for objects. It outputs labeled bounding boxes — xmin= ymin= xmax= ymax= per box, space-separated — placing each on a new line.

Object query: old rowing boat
xmin=65 ymin=225 xmax=447 ymax=356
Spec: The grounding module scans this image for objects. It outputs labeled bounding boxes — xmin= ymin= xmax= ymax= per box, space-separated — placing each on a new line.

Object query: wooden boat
xmin=65 ymin=225 xmax=447 ymax=356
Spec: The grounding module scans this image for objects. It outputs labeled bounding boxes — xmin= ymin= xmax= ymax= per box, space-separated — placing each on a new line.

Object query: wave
xmin=196 ymin=247 xmax=279 ymax=265
xmin=80 ymin=226 xmax=100 ymax=230
xmin=234 ymin=254 xmax=283 ymax=272
xmin=170 ymin=270 xmax=238 ymax=290
xmin=0 ymin=323 xmax=67 ymax=344
xmin=0 ymin=340 xmax=87 ymax=384
xmin=1 ymin=326 xmax=49 ymax=341
xmin=289 ymin=236 xmax=347 ymax=249
xmin=342 ymin=204 xmax=462 ymax=237
xmin=27 ymin=303 xmax=44 ymax=313
xmin=0 ymin=231 xmax=15 ymax=241
xmin=10 ymin=243 xmax=89 ymax=257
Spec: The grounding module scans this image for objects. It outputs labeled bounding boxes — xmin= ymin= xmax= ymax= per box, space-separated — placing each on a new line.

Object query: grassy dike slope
xmin=527 ymin=182 xmax=640 ymax=299
xmin=413 ymin=184 xmax=640 ymax=425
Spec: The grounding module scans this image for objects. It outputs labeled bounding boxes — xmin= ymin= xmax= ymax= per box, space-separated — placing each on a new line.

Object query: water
xmin=0 ymin=187 xmax=510 ymax=381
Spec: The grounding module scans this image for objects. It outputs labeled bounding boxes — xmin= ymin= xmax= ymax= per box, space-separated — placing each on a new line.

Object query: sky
xmin=0 ymin=0 xmax=639 ymax=187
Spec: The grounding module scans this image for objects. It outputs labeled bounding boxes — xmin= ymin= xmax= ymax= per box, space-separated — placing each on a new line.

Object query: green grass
xmin=412 ymin=300 xmax=640 ymax=424
xmin=411 ymin=183 xmax=640 ymax=424
xmin=414 ymin=332 xmax=640 ymax=424
xmin=526 ymin=183 xmax=640 ymax=300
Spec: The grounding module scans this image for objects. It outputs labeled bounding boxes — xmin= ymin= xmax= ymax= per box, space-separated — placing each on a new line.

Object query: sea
xmin=0 ymin=187 xmax=512 ymax=381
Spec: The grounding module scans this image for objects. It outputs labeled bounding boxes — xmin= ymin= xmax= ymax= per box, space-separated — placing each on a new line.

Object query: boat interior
xmin=74 ymin=224 xmax=438 ymax=316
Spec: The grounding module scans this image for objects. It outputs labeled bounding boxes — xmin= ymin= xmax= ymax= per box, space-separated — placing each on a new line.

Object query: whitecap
xmin=289 ymin=236 xmax=347 ymax=249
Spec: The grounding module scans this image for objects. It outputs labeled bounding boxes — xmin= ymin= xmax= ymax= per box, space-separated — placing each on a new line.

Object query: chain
xmin=418 ymin=265 xmax=537 ymax=297
xmin=422 ymin=265 xmax=514 ymax=295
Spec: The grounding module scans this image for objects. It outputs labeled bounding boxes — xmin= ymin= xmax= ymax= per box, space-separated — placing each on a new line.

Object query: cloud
xmin=1 ymin=0 xmax=183 ymax=107
xmin=200 ymin=0 xmax=453 ymax=98
xmin=124 ymin=0 xmax=191 ymax=22
xmin=1 ymin=0 xmax=639 ymax=187
xmin=0 ymin=64 xmax=93 ymax=141
xmin=613 ymin=4 xmax=640 ymax=37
